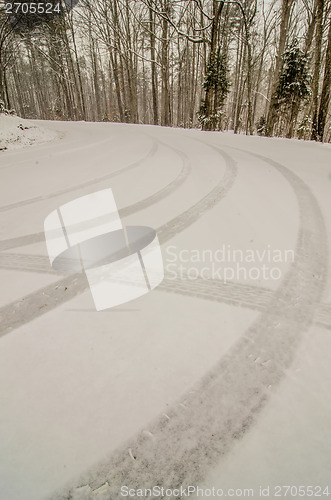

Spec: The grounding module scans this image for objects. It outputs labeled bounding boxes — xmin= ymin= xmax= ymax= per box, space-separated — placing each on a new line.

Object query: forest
xmin=0 ymin=0 xmax=330 ymax=141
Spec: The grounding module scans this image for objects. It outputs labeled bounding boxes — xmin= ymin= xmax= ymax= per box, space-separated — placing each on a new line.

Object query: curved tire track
xmin=0 ymin=134 xmax=158 ymax=214
xmin=50 ymin=143 xmax=327 ymax=500
xmin=0 ymin=136 xmax=190 ymax=252
xmin=158 ymin=277 xmax=331 ymax=330
xmin=0 ymin=140 xmax=236 ymax=337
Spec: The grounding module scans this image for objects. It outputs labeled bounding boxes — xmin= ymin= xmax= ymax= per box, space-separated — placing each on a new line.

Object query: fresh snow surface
xmin=0 ymin=115 xmax=58 ymax=151
xmin=0 ymin=120 xmax=330 ymax=500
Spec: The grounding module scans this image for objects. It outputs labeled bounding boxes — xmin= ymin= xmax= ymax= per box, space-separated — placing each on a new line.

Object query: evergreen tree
xmin=275 ymin=40 xmax=311 ymax=138
xmin=199 ymin=51 xmax=230 ymax=131
xmin=256 ymin=115 xmax=266 ymax=136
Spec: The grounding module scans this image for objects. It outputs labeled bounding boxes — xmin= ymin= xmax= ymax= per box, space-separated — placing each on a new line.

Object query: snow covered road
xmin=0 ymin=121 xmax=330 ymax=500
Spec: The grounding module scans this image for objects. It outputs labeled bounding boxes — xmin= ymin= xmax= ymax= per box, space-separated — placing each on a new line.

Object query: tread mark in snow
xmin=0 ymin=136 xmax=190 ymax=252
xmin=0 ymin=138 xmax=235 ymax=336
xmin=0 ymin=133 xmax=158 ymax=214
xmin=49 ymin=141 xmax=327 ymax=499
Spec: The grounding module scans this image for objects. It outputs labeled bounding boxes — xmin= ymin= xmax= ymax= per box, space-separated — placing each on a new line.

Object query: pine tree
xmin=199 ymin=51 xmax=230 ymax=131
xmin=274 ymin=40 xmax=311 ymax=138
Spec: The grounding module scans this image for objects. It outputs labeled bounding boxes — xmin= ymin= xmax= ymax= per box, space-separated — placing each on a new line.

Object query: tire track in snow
xmin=0 ymin=136 xmax=190 ymax=252
xmin=316 ymin=303 xmax=331 ymax=329
xmin=0 ymin=254 xmax=329 ymax=330
xmin=0 ymin=135 xmax=159 ymax=214
xmin=157 ymin=277 xmax=331 ymax=331
xmin=0 ymin=130 xmax=121 ymax=172
xmin=0 ymin=139 xmax=236 ymax=337
xmin=49 ymin=145 xmax=327 ymax=500
xmin=0 ymin=253 xmax=53 ymax=274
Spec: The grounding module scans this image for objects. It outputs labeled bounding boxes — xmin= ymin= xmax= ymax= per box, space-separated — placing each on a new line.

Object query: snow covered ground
xmin=0 ymin=120 xmax=330 ymax=500
xmin=0 ymin=115 xmax=58 ymax=152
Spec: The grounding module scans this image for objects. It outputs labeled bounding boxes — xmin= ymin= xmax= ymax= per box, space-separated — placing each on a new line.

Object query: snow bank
xmin=0 ymin=114 xmax=58 ymax=151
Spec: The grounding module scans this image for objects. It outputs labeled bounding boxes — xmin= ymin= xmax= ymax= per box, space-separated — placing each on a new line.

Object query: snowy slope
xmin=0 ymin=115 xmax=59 ymax=151
xmin=0 ymin=120 xmax=330 ymax=500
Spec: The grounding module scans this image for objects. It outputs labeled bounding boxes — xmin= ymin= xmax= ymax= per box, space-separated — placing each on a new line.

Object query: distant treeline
xmin=0 ymin=0 xmax=330 ymax=141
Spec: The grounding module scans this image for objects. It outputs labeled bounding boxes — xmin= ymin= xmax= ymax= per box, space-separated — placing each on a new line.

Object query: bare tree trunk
xmin=234 ymin=43 xmax=247 ymax=133
xmin=265 ymin=0 xmax=294 ymax=136
xmin=109 ymin=51 xmax=124 ymax=122
xmin=149 ymin=2 xmax=159 ymax=125
xmin=245 ymin=37 xmax=253 ymax=134
xmin=232 ymin=25 xmax=244 ymax=130
xmin=287 ymin=98 xmax=300 ymax=137
xmin=311 ymin=0 xmax=324 ymax=140
xmin=67 ymin=13 xmax=86 ymax=120
xmin=90 ymin=35 xmax=101 ymax=121
xmin=103 ymin=9 xmax=123 ymax=121
xmin=161 ymin=0 xmax=171 ymax=126
xmin=317 ymin=17 xmax=331 ymax=141
xmin=304 ymin=1 xmax=317 ymax=54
